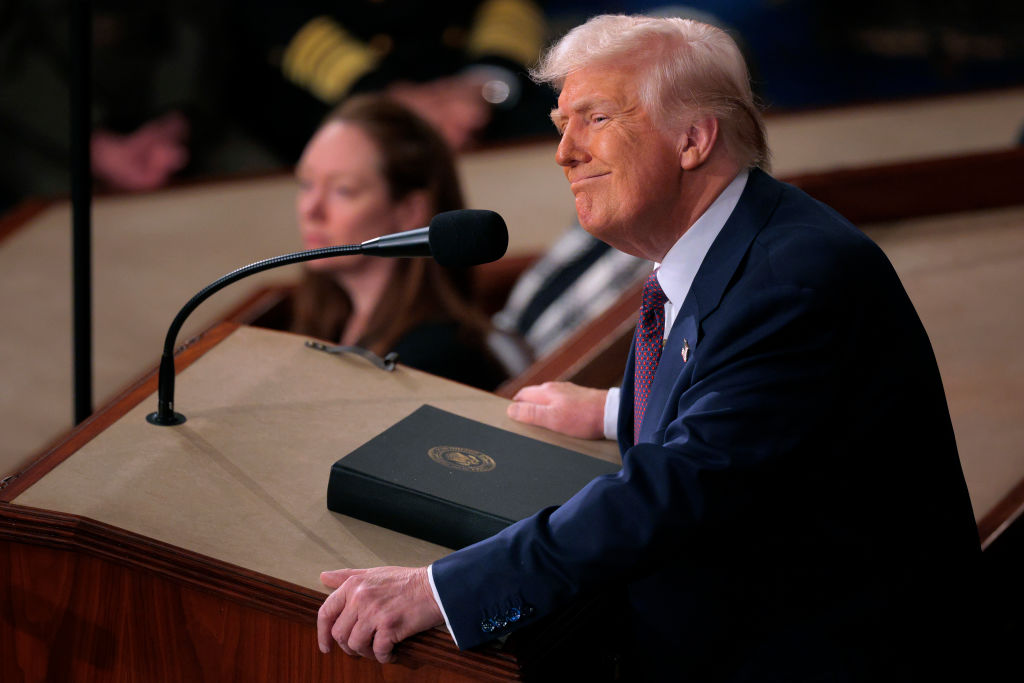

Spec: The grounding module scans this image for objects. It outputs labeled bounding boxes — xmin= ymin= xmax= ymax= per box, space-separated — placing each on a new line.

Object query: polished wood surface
xmin=979 ymin=478 xmax=1024 ymax=553
xmin=0 ymin=515 xmax=514 ymax=683
xmin=1 ymin=323 xmax=621 ymax=682
xmin=787 ymin=147 xmax=1024 ymax=224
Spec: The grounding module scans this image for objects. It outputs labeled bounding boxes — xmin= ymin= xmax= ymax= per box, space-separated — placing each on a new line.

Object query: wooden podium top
xmin=0 ymin=323 xmax=622 ymax=680
xmin=7 ymin=324 xmax=619 ymax=595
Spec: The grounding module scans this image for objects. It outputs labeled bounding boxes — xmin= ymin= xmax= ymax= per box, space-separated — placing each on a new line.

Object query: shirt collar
xmin=655 ymin=169 xmax=749 ymax=308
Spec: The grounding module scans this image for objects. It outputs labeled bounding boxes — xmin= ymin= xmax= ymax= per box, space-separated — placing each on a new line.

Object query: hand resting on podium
xmin=505 ymin=381 xmax=608 ymax=440
xmin=317 ymin=566 xmax=442 ymax=663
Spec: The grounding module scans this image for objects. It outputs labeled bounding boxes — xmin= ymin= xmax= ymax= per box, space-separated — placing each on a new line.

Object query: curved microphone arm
xmin=146 ymin=244 xmax=361 ymax=426
xmin=146 ymin=209 xmax=506 ymax=426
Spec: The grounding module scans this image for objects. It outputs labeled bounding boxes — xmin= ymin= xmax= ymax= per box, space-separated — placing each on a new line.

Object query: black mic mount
xmin=146 ymin=210 xmax=507 ymax=426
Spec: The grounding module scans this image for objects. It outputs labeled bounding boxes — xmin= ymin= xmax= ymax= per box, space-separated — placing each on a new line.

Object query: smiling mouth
xmin=569 ymin=172 xmax=609 ymax=187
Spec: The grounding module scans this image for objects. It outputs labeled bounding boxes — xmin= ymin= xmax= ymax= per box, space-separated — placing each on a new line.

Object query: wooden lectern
xmin=0 ymin=324 xmax=621 ymax=682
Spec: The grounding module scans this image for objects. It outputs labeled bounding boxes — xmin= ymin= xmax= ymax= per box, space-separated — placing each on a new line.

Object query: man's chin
xmin=577 ymin=212 xmax=619 ymax=246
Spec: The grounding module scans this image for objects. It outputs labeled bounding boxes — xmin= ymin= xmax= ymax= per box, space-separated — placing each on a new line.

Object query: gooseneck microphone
xmin=146 ymin=209 xmax=507 ymax=426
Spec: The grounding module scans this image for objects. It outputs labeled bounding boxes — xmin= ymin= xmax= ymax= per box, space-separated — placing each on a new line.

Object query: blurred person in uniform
xmin=216 ymin=0 xmax=556 ymax=162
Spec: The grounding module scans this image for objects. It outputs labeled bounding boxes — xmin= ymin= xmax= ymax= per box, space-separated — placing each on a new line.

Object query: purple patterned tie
xmin=634 ymin=271 xmax=668 ymax=444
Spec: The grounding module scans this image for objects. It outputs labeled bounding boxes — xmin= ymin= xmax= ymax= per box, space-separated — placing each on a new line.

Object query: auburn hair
xmin=289 ymin=95 xmax=491 ymax=356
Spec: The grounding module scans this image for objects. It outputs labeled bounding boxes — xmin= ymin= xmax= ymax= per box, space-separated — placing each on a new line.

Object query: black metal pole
xmin=70 ymin=0 xmax=93 ymax=424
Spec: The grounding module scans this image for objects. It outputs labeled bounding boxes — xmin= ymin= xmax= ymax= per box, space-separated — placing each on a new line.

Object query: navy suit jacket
xmin=433 ymin=170 xmax=980 ymax=681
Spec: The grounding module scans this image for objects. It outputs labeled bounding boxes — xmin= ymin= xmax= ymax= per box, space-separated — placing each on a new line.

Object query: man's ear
xmin=679 ymin=116 xmax=720 ymax=170
xmin=394 ymin=190 xmax=433 ymax=230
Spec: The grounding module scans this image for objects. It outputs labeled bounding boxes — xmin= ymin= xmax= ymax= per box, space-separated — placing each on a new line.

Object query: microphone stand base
xmin=146 ymin=411 xmax=187 ymax=426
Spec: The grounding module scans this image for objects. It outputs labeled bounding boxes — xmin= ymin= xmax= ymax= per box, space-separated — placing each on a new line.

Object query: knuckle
xmin=380 ymin=613 xmax=401 ymax=634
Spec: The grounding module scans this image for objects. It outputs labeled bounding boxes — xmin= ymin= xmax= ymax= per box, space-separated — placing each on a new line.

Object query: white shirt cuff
xmin=427 ymin=564 xmax=460 ymax=648
xmin=603 ymin=387 xmax=619 ymax=440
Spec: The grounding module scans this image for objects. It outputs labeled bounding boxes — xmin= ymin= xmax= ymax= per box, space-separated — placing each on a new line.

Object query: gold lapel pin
xmin=681 ymin=339 xmax=690 ymax=363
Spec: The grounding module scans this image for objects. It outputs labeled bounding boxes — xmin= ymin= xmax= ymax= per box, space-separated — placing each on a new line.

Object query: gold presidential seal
xmin=428 ymin=446 xmax=496 ymax=472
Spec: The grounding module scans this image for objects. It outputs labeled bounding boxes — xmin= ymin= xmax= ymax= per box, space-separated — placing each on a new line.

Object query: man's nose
xmin=555 ymin=123 xmax=586 ymax=167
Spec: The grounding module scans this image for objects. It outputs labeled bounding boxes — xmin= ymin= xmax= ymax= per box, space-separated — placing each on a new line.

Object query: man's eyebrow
xmin=570 ymin=96 xmax=605 ymax=113
xmin=550 ymin=96 xmax=616 ymax=129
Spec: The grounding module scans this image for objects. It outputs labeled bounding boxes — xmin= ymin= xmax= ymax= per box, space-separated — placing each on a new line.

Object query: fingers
xmin=330 ymin=598 xmax=359 ymax=656
xmin=347 ymin=615 xmax=384 ymax=661
xmin=317 ymin=583 xmax=348 ymax=654
xmin=328 ymin=591 xmax=398 ymax=663
xmin=511 ymin=382 xmax=558 ymax=405
xmin=316 ymin=566 xmax=443 ymax=662
xmin=506 ymin=398 xmax=542 ymax=425
xmin=507 ymin=382 xmax=561 ymax=426
xmin=372 ymin=631 xmax=398 ymax=664
xmin=90 ymin=121 xmax=189 ymax=191
xmin=335 ymin=613 xmax=398 ymax=664
xmin=507 ymin=382 xmax=608 ymax=439
xmin=319 ymin=569 xmax=359 ymax=653
xmin=320 ymin=569 xmax=354 ymax=589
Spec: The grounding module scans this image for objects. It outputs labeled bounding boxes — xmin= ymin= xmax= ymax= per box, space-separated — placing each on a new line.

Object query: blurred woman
xmin=287 ymin=94 xmax=506 ymax=390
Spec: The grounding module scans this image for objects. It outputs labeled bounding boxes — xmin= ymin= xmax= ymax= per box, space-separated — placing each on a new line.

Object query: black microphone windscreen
xmin=428 ymin=210 xmax=508 ymax=267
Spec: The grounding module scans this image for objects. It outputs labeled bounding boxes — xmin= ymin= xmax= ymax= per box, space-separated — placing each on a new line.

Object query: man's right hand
xmin=507 ymin=381 xmax=608 ymax=440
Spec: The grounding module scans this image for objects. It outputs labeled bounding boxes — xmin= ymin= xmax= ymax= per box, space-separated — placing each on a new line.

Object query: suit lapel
xmin=639 ymin=169 xmax=784 ymax=444
xmin=617 ymin=326 xmax=639 ymax=453
xmin=689 ymin=169 xmax=782 ymax=321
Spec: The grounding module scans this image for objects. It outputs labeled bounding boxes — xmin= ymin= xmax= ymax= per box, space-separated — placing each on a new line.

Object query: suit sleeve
xmin=433 ymin=270 xmax=851 ymax=648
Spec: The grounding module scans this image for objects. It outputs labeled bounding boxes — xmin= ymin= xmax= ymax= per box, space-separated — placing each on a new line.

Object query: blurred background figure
xmin=0 ymin=0 xmax=557 ymax=212
xmin=1 ymin=1 xmax=182 ymax=209
xmin=491 ymin=223 xmax=649 ymax=367
xmin=3 ymin=0 xmax=1018 ymax=216
xmin=257 ymin=94 xmax=508 ymax=390
xmin=217 ymin=0 xmax=556 ymax=162
xmin=0 ymin=0 xmax=279 ymax=212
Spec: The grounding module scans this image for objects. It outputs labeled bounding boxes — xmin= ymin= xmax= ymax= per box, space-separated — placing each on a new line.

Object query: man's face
xmin=552 ymin=64 xmax=685 ymax=259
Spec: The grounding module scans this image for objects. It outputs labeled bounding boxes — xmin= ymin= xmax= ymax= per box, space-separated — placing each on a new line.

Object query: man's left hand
xmin=317 ymin=566 xmax=444 ymax=663
xmin=507 ymin=381 xmax=608 ymax=439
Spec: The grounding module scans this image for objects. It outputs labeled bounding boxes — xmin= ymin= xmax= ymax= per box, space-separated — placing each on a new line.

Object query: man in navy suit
xmin=316 ymin=15 xmax=981 ymax=680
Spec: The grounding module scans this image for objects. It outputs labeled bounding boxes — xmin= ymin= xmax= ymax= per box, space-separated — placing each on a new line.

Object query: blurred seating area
xmin=3 ymin=1 xmax=1022 ymax=213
